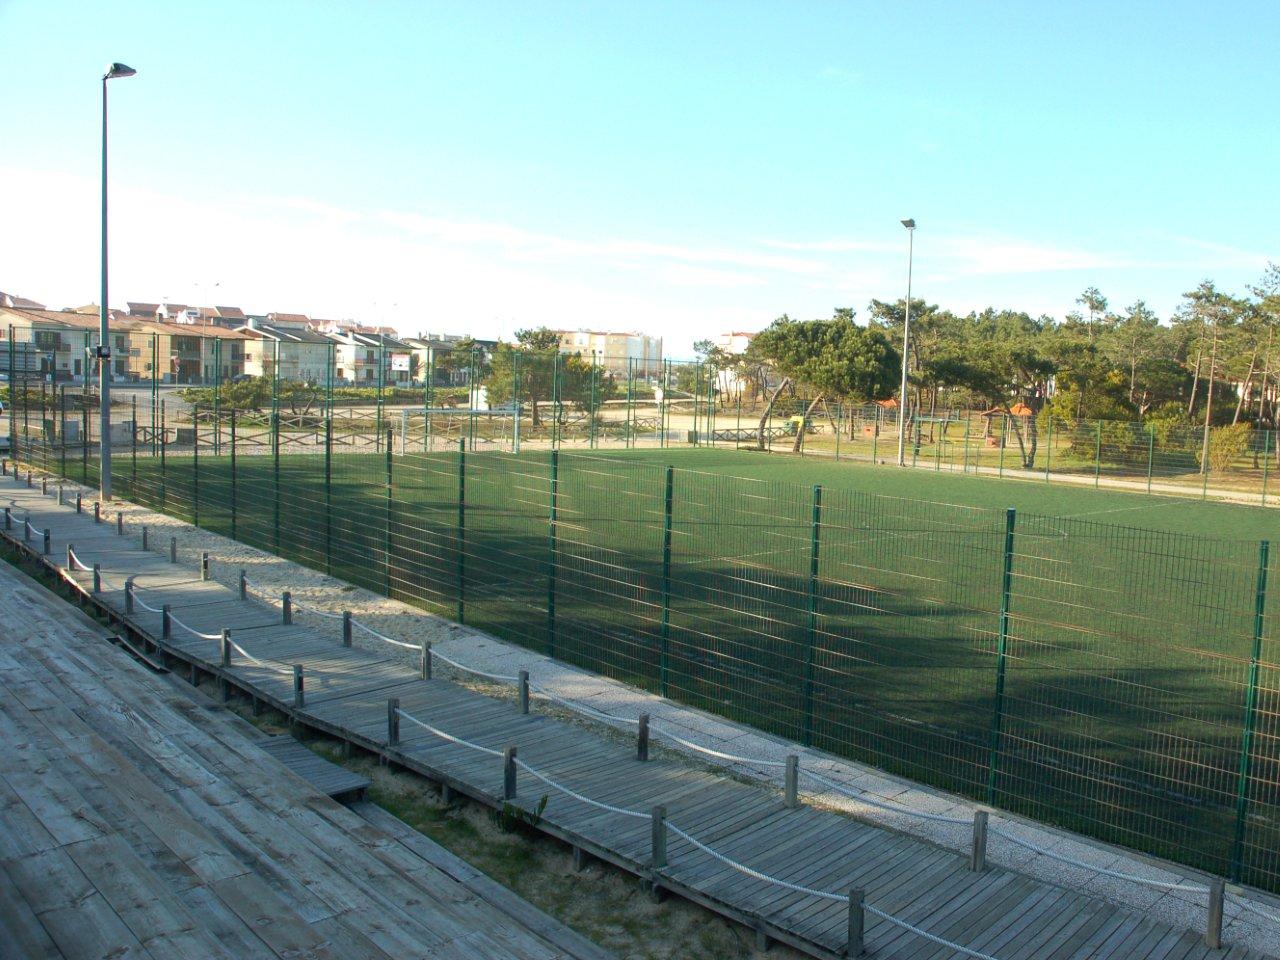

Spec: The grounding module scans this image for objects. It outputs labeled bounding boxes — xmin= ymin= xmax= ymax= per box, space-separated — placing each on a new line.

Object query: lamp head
xmin=104 ymin=63 xmax=137 ymax=80
xmin=901 ymin=218 xmax=916 ymax=230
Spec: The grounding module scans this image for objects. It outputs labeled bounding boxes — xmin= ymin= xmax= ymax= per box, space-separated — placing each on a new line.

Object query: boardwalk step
xmin=260 ymin=736 xmax=371 ymax=799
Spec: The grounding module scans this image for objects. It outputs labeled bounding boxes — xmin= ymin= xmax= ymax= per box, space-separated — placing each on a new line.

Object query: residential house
xmin=122 ymin=319 xmax=249 ymax=384
xmin=0 ymin=291 xmax=46 ymax=310
xmin=0 ymin=307 xmax=132 ymax=382
xmin=237 ymin=320 xmax=334 ymax=383
xmin=327 ymin=330 xmax=415 ymax=385
xmin=553 ymin=329 xmax=663 ymax=377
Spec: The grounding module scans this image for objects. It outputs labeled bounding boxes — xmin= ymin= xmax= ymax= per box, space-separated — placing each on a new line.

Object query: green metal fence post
xmin=385 ymin=429 xmax=393 ymax=596
xmin=148 ymin=334 xmax=157 ymax=455
xmin=159 ymin=399 xmax=167 ymax=511
xmin=625 ymin=357 xmax=635 ymax=449
xmin=272 ymin=411 xmax=281 ymax=554
xmin=834 ymin=402 xmax=842 ymax=462
xmin=229 ymin=406 xmax=237 ymax=539
xmin=1044 ymin=417 xmax=1052 ymax=482
xmin=1146 ymin=426 xmax=1155 ymax=494
xmin=193 ymin=404 xmax=200 ymax=526
xmin=803 ymin=484 xmax=824 ymax=747
xmin=1229 ymin=539 xmax=1269 ymax=883
xmin=963 ymin=413 xmax=971 ymax=474
xmin=456 ymin=437 xmax=466 ymax=623
xmin=589 ymin=359 xmax=599 ymax=450
xmin=324 ymin=418 xmax=333 ymax=574
xmin=1094 ymin=420 xmax=1102 ymax=487
xmin=131 ymin=395 xmax=137 ymax=486
xmin=547 ymin=450 xmax=559 ymax=656
xmin=997 ymin=417 xmax=1005 ymax=477
xmin=1263 ymin=431 xmax=1271 ymax=506
xmin=60 ymin=389 xmax=67 ymax=477
xmin=81 ymin=403 xmax=89 ymax=482
xmin=660 ymin=465 xmax=674 ymax=696
xmin=986 ymin=507 xmax=1017 ymax=806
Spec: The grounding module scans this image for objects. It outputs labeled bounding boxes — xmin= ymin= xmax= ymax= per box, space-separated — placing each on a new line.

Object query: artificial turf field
xmin=87 ymin=441 xmax=1280 ymax=890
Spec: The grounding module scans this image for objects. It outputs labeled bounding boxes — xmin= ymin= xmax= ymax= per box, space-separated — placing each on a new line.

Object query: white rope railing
xmin=514 ymin=758 xmax=650 ymax=819
xmin=167 ymin=612 xmax=222 ymax=642
xmin=802 ymin=768 xmax=972 ymax=826
xmin=291 ymin=600 xmax=345 ymax=620
xmin=24 ymin=518 xmax=40 ymax=538
xmin=395 ymin=708 xmax=504 ymax=757
xmin=988 ymin=826 xmax=1211 ymax=893
xmin=863 ymin=904 xmax=1002 ymax=960
xmin=92 ymin=556 xmax=1272 ymax=930
xmin=649 ymin=723 xmax=788 ymax=767
xmin=528 ymin=683 xmax=639 ymax=724
xmin=1230 ymin=894 xmax=1280 ymax=926
xmin=351 ymin=617 xmax=420 ymax=650
xmin=666 ymin=822 xmax=1002 ymax=960
xmin=66 ymin=546 xmax=92 ymax=572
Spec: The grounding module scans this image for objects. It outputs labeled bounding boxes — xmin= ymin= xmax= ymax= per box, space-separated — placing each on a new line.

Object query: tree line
xmin=701 ymin=264 xmax=1280 ymax=465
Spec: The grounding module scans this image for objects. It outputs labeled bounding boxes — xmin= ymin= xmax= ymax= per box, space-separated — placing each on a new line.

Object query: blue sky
xmin=1 ymin=0 xmax=1276 ymax=355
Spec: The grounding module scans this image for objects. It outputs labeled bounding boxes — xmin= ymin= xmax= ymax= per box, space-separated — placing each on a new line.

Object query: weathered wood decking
xmin=2 ymin=473 xmax=1271 ymax=960
xmin=0 ymin=548 xmax=614 ymax=959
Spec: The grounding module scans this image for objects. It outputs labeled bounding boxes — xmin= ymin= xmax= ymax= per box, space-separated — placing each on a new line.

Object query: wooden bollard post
xmin=238 ymin=570 xmax=247 ymax=600
xmin=25 ymin=470 xmax=32 ymax=488
xmin=141 ymin=525 xmax=148 ymax=550
xmin=785 ymin=755 xmax=799 ymax=809
xmin=342 ymin=612 xmax=353 ymax=648
xmin=292 ymin=664 xmax=305 ymax=708
xmin=125 ymin=577 xmax=135 ymax=614
xmin=503 ymin=746 xmax=518 ymax=800
xmin=58 ymin=485 xmax=64 ymax=505
xmin=75 ymin=492 xmax=82 ymax=513
xmin=65 ymin=544 xmax=74 ymax=569
xmin=637 ymin=713 xmax=650 ymax=761
xmin=282 ymin=591 xmax=292 ymax=624
xmin=420 ymin=640 xmax=431 ymax=679
xmin=41 ymin=476 xmax=47 ymax=495
xmin=651 ymin=804 xmax=667 ymax=870
xmin=92 ymin=564 xmax=101 ymax=594
xmin=3 ymin=507 xmax=9 ymax=529
xmin=169 ymin=537 xmax=177 ymax=563
xmin=162 ymin=604 xmax=172 ymax=640
xmin=22 ymin=516 xmax=29 ymax=542
xmin=94 ymin=501 xmax=100 ymax=523
xmin=387 ymin=697 xmax=400 ymax=746
xmin=847 ymin=888 xmax=865 ymax=957
xmin=970 ymin=810 xmax=989 ymax=872
xmin=42 ymin=528 xmax=50 ymax=555
xmin=518 ymin=670 xmax=529 ymax=714
xmin=220 ymin=629 xmax=232 ymax=668
xmin=1205 ymin=879 xmax=1224 ymax=949
xmin=201 ymin=552 xmax=210 ymax=581
xmin=116 ymin=511 xmax=123 ymax=535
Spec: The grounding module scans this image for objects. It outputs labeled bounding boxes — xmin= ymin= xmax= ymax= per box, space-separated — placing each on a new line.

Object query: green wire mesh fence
xmin=4 ymin=322 xmax=1278 ymax=887
xmin=8 ymin=395 xmax=1278 ymax=894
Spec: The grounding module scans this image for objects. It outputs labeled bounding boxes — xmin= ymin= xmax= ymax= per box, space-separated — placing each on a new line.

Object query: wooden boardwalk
xmin=2 ymin=473 xmax=1272 ymax=960
xmin=0 ymin=538 xmax=613 ymax=959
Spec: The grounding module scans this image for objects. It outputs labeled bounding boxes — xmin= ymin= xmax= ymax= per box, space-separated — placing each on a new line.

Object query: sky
xmin=0 ymin=0 xmax=1276 ymax=357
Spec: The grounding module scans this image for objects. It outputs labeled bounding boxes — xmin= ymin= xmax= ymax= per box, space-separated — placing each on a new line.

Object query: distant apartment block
xmin=554 ymin=329 xmax=663 ymax=377
xmin=237 ymin=320 xmax=334 ymax=383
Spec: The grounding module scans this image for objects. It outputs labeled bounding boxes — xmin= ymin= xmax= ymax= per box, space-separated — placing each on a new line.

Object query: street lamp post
xmin=895 ymin=218 xmax=916 ymax=467
xmin=100 ymin=61 xmax=136 ymax=502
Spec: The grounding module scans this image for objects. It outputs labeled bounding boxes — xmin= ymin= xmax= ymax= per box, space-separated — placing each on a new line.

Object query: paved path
xmin=2 ymin=473 xmax=1272 ymax=960
xmin=0 ymin=543 xmax=612 ymax=960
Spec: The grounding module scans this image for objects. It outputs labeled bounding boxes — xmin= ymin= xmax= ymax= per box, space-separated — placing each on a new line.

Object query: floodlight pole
xmin=99 ymin=62 xmax=136 ymax=501
xmin=895 ymin=218 xmax=916 ymax=467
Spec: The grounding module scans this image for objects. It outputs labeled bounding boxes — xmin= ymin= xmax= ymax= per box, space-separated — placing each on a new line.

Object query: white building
xmin=554 ymin=329 xmax=663 ymax=377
